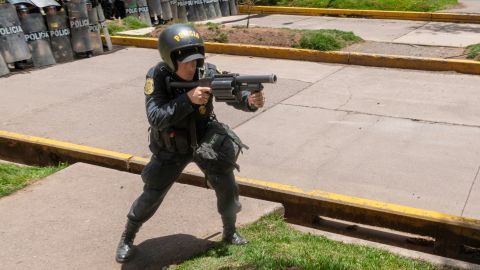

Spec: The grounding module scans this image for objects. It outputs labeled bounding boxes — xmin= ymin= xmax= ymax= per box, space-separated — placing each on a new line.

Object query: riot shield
xmin=228 ymin=0 xmax=236 ymax=15
xmin=169 ymin=0 xmax=177 ymax=19
xmin=0 ymin=3 xmax=31 ymax=63
xmin=160 ymin=0 xmax=172 ymax=20
xmin=194 ymin=0 xmax=206 ymax=21
xmin=66 ymin=0 xmax=93 ymax=54
xmin=46 ymin=10 xmax=74 ymax=62
xmin=123 ymin=0 xmax=138 ymax=17
xmin=20 ymin=12 xmax=56 ymax=67
xmin=176 ymin=0 xmax=187 ymax=21
xmin=185 ymin=0 xmax=196 ymax=21
xmin=218 ymin=0 xmax=229 ymax=17
xmin=0 ymin=53 xmax=9 ymax=77
xmin=87 ymin=3 xmax=103 ymax=54
xmin=212 ymin=0 xmax=220 ymax=17
xmin=96 ymin=4 xmax=112 ymax=50
xmin=136 ymin=0 xmax=151 ymax=25
xmin=30 ymin=0 xmax=60 ymax=7
xmin=203 ymin=0 xmax=216 ymax=19
xmin=146 ymin=0 xmax=161 ymax=19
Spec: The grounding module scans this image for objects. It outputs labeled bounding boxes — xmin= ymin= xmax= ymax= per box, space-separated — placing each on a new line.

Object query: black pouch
xmin=193 ymin=121 xmax=248 ymax=174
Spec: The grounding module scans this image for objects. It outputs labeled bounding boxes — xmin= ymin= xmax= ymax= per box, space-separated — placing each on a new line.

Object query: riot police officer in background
xmin=115 ymin=23 xmax=266 ymax=263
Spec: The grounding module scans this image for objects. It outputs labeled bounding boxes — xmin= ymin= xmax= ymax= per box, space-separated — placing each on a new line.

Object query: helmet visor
xmin=174 ymin=47 xmax=204 ymax=63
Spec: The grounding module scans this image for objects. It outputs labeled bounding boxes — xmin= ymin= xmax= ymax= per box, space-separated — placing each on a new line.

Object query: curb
xmin=110 ymin=36 xmax=480 ymax=76
xmin=238 ymin=5 xmax=480 ymax=24
xmin=0 ymin=129 xmax=479 ymax=263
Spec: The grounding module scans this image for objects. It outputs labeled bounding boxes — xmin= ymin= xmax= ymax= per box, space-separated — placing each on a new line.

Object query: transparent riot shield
xmin=185 ymin=0 xmax=196 ymax=21
xmin=218 ymin=0 xmax=229 ymax=17
xmin=203 ymin=0 xmax=216 ymax=19
xmin=169 ymin=0 xmax=177 ymax=19
xmin=30 ymin=0 xmax=60 ymax=7
xmin=147 ymin=0 xmax=161 ymax=20
xmin=46 ymin=10 xmax=74 ymax=62
xmin=176 ymin=0 xmax=187 ymax=21
xmin=87 ymin=2 xmax=103 ymax=54
xmin=123 ymin=0 xmax=138 ymax=17
xmin=136 ymin=0 xmax=151 ymax=25
xmin=160 ymin=0 xmax=172 ymax=20
xmin=228 ymin=0 xmax=236 ymax=15
xmin=194 ymin=0 xmax=206 ymax=21
xmin=0 ymin=53 xmax=10 ymax=77
xmin=65 ymin=0 xmax=93 ymax=54
xmin=96 ymin=4 xmax=112 ymax=50
xmin=0 ymin=3 xmax=31 ymax=63
xmin=20 ymin=12 xmax=56 ymax=67
xmin=212 ymin=0 xmax=221 ymax=17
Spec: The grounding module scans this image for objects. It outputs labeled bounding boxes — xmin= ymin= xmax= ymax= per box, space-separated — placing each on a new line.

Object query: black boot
xmin=116 ymin=220 xmax=142 ymax=263
xmin=221 ymin=215 xmax=248 ymax=245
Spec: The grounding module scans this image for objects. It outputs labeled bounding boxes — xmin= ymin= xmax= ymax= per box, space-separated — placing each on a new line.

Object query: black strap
xmin=189 ymin=115 xmax=197 ymax=150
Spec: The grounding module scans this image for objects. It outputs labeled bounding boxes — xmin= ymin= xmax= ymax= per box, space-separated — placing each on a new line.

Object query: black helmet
xmin=158 ymin=24 xmax=205 ymax=72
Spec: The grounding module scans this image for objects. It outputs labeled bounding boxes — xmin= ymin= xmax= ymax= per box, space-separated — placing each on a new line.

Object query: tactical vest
xmin=147 ymin=62 xmax=216 ymax=155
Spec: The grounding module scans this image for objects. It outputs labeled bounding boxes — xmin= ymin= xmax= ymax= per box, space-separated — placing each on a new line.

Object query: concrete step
xmin=0 ymin=163 xmax=283 ymax=269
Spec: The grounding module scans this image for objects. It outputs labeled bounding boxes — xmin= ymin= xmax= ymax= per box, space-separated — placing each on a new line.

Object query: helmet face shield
xmin=158 ymin=24 xmax=205 ymax=72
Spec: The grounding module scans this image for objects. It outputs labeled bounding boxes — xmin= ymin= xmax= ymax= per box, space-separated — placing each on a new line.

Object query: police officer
xmin=115 ymin=23 xmax=265 ymax=263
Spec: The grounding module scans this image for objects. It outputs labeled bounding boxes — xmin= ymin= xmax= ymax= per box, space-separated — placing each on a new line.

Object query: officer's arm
xmin=145 ymin=92 xmax=194 ymax=130
xmin=144 ymin=66 xmax=194 ymax=129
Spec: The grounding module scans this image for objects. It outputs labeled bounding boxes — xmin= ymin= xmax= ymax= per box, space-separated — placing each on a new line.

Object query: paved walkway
xmin=1 ymin=47 xmax=479 ymax=221
xmin=442 ymin=0 xmax=480 ymax=13
xmin=0 ymin=163 xmax=282 ymax=269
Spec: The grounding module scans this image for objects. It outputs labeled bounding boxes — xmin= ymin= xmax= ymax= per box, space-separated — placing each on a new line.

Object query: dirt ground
xmin=151 ymin=24 xmax=303 ymax=47
xmin=150 ymin=24 xmax=469 ymax=60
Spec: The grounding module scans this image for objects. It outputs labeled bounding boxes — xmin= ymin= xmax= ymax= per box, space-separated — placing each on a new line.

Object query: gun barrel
xmin=236 ymin=74 xmax=277 ymax=84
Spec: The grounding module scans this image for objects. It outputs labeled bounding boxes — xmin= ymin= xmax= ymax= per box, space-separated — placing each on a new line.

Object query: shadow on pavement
xmin=121 ymin=234 xmax=215 ymax=270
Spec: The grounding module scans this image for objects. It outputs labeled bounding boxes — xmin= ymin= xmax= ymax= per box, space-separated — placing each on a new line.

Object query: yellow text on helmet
xmin=173 ymin=30 xmax=200 ymax=42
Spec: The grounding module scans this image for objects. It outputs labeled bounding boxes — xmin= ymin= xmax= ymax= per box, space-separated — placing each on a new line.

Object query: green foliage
xmin=173 ymin=214 xmax=448 ymax=270
xmin=296 ymin=29 xmax=362 ymax=51
xmin=213 ymin=32 xmax=229 ymax=43
xmin=0 ymin=163 xmax=66 ymax=197
xmin=466 ymin=43 xmax=480 ymax=60
xmin=265 ymin=0 xmax=458 ymax=12
xmin=107 ymin=16 xmax=150 ymax=35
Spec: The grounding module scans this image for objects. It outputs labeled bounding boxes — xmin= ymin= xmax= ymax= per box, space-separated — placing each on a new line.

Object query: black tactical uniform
xmin=116 ymin=24 xmax=257 ymax=263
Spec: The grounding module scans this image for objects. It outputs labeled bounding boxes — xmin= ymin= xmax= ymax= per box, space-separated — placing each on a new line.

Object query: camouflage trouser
xmin=127 ymin=153 xmax=241 ymax=230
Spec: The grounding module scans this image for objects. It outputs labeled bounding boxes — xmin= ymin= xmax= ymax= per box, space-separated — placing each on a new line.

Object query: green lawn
xmin=107 ymin=16 xmax=150 ymax=35
xmin=256 ymin=0 xmax=458 ymax=12
xmin=0 ymin=162 xmax=65 ymax=197
xmin=172 ymin=214 xmax=451 ymax=270
xmin=466 ymin=44 xmax=480 ymax=60
xmin=296 ymin=29 xmax=363 ymax=51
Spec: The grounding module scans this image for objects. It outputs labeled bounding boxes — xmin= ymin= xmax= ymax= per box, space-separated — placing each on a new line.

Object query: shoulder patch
xmin=144 ymin=78 xmax=154 ymax=95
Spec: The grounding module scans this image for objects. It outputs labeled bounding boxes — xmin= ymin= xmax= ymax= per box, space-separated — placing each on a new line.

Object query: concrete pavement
xmin=0 ymin=163 xmax=282 ymax=269
xmin=202 ymin=14 xmax=480 ymax=47
xmin=442 ymin=0 xmax=480 ymax=13
xmin=1 ymin=47 xmax=479 ymax=222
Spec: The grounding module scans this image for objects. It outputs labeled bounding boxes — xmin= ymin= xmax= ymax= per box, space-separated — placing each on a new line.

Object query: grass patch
xmin=466 ymin=43 xmax=480 ymax=60
xmin=107 ymin=16 xmax=150 ymax=35
xmin=296 ymin=29 xmax=363 ymax=50
xmin=172 ymin=214 xmax=451 ymax=270
xmin=255 ymin=0 xmax=458 ymax=12
xmin=0 ymin=163 xmax=66 ymax=197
